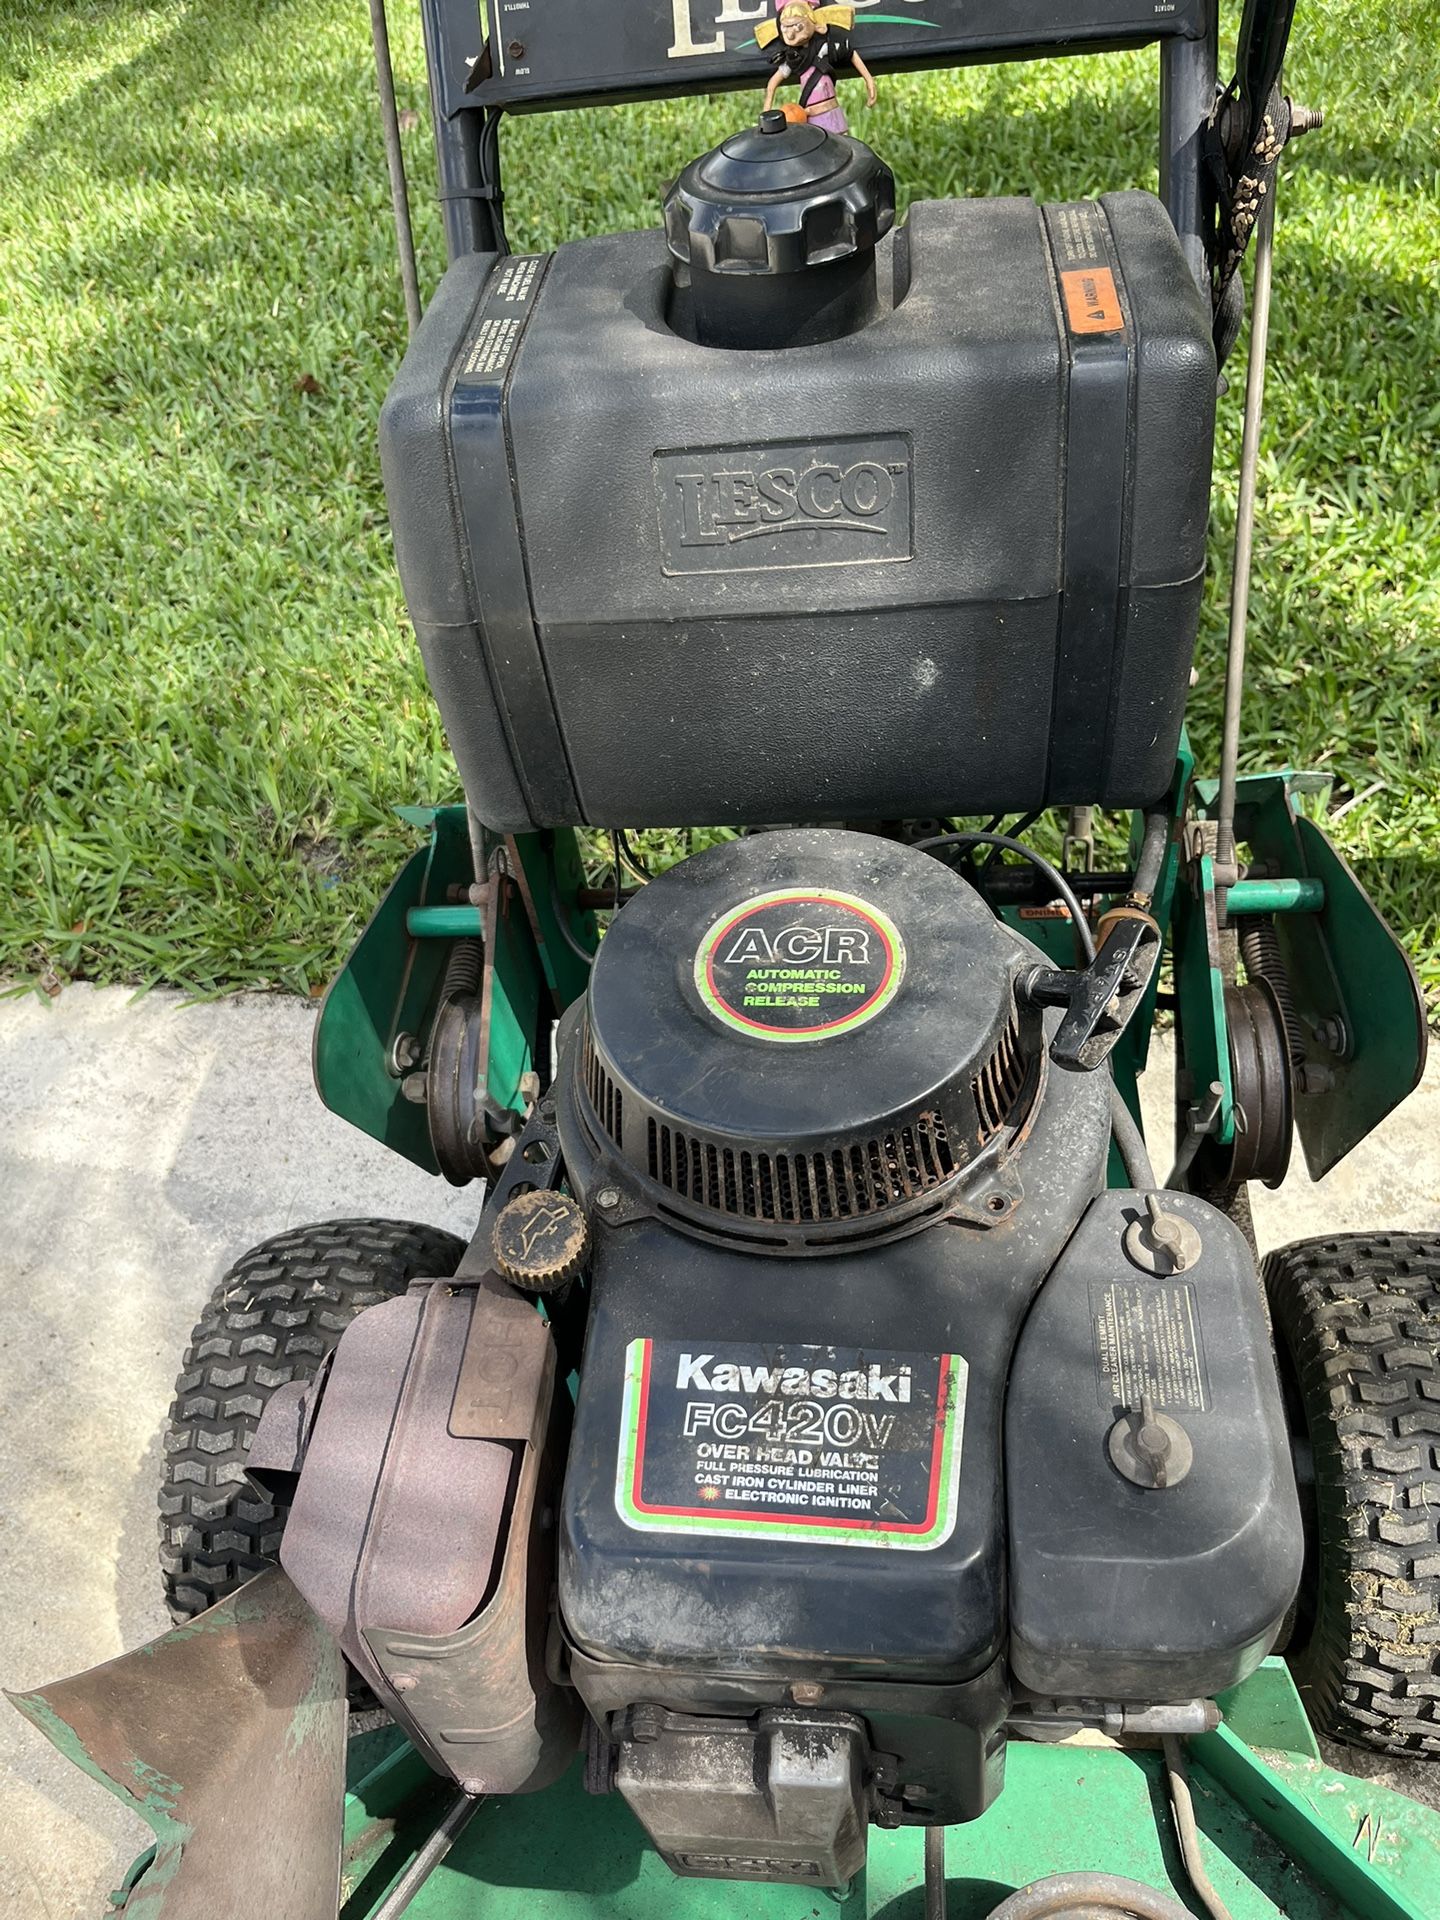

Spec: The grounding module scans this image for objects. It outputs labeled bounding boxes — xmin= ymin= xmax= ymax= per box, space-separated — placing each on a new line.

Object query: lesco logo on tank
xmin=654 ymin=435 xmax=912 ymax=574
xmin=693 ymin=887 xmax=905 ymax=1043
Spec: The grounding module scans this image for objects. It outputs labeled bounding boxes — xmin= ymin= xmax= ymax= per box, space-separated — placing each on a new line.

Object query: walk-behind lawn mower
xmin=15 ymin=0 xmax=1440 ymax=1914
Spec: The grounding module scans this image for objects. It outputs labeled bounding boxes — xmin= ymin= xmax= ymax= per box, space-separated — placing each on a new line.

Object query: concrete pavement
xmin=1 ymin=984 xmax=1437 ymax=1917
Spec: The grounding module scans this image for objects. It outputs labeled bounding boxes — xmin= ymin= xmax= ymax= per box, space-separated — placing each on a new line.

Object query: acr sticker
xmin=615 ymin=1338 xmax=966 ymax=1551
xmin=694 ymin=887 xmax=905 ymax=1043
xmin=1060 ymin=266 xmax=1125 ymax=335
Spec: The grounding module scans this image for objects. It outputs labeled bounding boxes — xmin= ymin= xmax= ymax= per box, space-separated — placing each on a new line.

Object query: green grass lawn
xmin=2 ymin=0 xmax=1438 ymax=1000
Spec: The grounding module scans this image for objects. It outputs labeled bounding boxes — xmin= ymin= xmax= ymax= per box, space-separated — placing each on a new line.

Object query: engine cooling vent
xmin=973 ymin=1008 xmax=1028 ymax=1145
xmin=582 ymin=1023 xmax=625 ymax=1151
xmin=642 ymin=1109 xmax=958 ymax=1228
xmin=577 ymin=1007 xmax=1036 ymax=1242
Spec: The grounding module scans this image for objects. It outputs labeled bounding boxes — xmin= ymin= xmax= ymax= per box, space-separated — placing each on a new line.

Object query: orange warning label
xmin=1061 ymin=266 xmax=1125 ymax=335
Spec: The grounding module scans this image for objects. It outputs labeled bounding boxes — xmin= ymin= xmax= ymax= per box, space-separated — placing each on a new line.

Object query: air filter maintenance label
xmin=616 ymin=1338 xmax=966 ymax=1550
xmin=693 ymin=887 xmax=905 ymax=1042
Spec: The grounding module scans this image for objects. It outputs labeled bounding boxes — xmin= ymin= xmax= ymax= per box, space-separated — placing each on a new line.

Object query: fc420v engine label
xmin=615 ymin=1339 xmax=966 ymax=1550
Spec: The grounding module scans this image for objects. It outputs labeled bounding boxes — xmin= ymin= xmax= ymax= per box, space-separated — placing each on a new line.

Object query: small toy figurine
xmin=756 ymin=3 xmax=877 ymax=135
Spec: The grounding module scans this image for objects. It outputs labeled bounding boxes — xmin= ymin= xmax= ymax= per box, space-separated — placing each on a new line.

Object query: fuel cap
xmin=663 ymin=119 xmax=895 ymax=349
xmin=666 ymin=119 xmax=892 ymax=279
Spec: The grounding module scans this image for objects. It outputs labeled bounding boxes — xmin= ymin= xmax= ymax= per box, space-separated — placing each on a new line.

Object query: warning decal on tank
xmin=1091 ymin=1280 xmax=1209 ymax=1412
xmin=1059 ymin=265 xmax=1125 ymax=336
xmin=615 ymin=1338 xmax=965 ymax=1550
xmin=693 ymin=887 xmax=905 ymax=1042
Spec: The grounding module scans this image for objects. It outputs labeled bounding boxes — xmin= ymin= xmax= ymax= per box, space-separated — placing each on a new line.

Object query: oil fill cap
xmin=493 ymin=1188 xmax=590 ymax=1293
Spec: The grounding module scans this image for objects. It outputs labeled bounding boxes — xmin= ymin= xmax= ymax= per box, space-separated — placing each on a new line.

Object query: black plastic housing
xmin=379 ymin=190 xmax=1215 ymax=831
xmin=556 ymin=1035 xmax=1112 ymax=1692
xmin=1005 ymin=1191 xmax=1305 ymax=1699
xmin=576 ymin=830 xmax=1040 ymax=1253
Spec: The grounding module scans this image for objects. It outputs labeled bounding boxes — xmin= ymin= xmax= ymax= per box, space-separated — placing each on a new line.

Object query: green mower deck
xmin=314 ymin=1664 xmax=1440 ymax=1920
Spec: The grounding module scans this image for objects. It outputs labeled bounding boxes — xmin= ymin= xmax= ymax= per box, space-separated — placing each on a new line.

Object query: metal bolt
xmin=1298 ymin=1063 xmax=1335 ymax=1095
xmin=1135 ymin=1396 xmax=1173 ymax=1488
xmin=630 ymin=1704 xmax=664 ymax=1744
xmin=508 ymin=38 xmax=525 ymax=56
xmin=790 ymin=1681 xmax=826 ymax=1705
xmin=1108 ymin=1398 xmax=1194 ymax=1490
xmin=1289 ymin=102 xmax=1325 ymax=136
xmin=392 ymin=1674 xmax=417 ymax=1693
xmin=1146 ymin=1193 xmax=1192 ymax=1271
xmin=1313 ymin=1015 xmax=1348 ymax=1057
xmin=388 ymin=1031 xmax=421 ymax=1075
xmin=596 ymin=1187 xmax=622 ymax=1213
xmin=401 ymin=1071 xmax=429 ymax=1105
xmin=1124 ymin=1193 xmax=1203 ymax=1276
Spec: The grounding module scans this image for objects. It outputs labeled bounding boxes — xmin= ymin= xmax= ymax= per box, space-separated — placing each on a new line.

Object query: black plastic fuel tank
xmin=380 ymin=186 xmax=1215 ymax=831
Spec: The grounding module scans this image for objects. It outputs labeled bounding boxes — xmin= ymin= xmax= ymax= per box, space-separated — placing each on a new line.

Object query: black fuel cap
xmin=663 ymin=118 xmax=895 ymax=350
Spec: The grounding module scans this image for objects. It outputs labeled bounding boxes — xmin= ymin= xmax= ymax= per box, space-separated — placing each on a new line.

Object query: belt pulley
xmin=1221 ymin=974 xmax=1294 ymax=1188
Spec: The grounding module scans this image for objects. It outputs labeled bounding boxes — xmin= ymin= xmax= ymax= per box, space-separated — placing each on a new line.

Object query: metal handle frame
xmin=401 ymin=0 xmax=1224 ymax=276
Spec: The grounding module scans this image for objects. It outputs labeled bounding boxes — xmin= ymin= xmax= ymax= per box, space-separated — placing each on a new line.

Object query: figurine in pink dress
xmin=757 ymin=3 xmax=878 ymax=135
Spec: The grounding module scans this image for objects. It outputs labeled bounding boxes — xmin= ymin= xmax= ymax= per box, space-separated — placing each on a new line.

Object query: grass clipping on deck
xmin=2 ymin=0 xmax=1438 ymax=1001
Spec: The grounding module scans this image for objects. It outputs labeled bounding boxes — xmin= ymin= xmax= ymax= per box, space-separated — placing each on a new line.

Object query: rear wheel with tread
xmin=159 ymin=1217 xmax=466 ymax=1620
xmin=1263 ymin=1232 xmax=1440 ymax=1757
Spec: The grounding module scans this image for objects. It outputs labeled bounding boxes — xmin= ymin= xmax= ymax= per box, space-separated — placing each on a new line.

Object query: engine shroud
xmin=575 ymin=829 xmax=1041 ymax=1252
xmin=554 ymin=829 xmax=1113 ymax=1716
xmin=547 ymin=826 xmax=1302 ymax=1850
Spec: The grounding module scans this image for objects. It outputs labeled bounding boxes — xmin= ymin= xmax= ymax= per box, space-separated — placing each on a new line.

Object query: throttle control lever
xmin=1018 ymin=906 xmax=1161 ymax=1072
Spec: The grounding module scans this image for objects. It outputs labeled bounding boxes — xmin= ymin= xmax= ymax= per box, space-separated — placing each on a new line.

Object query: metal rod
xmin=367 ymin=0 xmax=424 ymax=335
xmin=1227 ymin=877 xmax=1323 ymax=914
xmin=370 ymin=1789 xmax=484 ymax=1920
xmin=1163 ymin=1736 xmax=1236 ymax=1920
xmin=1214 ymin=185 xmax=1278 ymax=887
xmin=923 ymin=1823 xmax=948 ymax=1920
xmin=409 ymin=905 xmax=485 ymax=936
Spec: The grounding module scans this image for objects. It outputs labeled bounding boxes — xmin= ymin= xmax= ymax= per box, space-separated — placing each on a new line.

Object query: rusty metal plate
xmin=449 ymin=1274 xmax=553 ymax=1442
xmin=8 ymin=1568 xmax=345 ymax=1920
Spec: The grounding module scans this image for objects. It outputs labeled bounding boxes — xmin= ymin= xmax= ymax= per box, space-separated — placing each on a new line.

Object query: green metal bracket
xmin=313 ymin=808 xmax=596 ymax=1176
xmin=1172 ymin=848 xmax=1239 ymax=1153
xmin=1192 ymin=1723 xmax=1438 ymax=1920
xmin=1194 ymin=772 xmax=1428 ymax=1178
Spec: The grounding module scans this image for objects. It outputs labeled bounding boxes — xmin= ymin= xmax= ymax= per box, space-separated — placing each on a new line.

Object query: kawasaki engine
xmin=263 ymin=826 xmax=1303 ymax=1894
xmin=549 ymin=828 xmax=1301 ymax=1881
